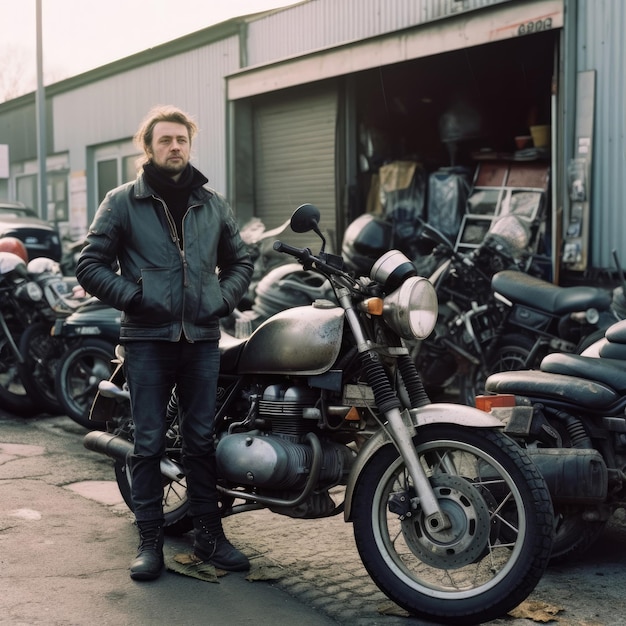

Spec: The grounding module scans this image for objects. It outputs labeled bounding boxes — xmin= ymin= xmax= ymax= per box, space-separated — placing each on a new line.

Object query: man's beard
xmin=157 ymin=158 xmax=187 ymax=177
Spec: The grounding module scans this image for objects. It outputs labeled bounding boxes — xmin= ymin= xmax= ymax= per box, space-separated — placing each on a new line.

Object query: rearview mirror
xmin=290 ymin=203 xmax=321 ymax=234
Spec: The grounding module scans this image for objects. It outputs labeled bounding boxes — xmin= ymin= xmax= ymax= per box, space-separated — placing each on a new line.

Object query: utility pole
xmin=35 ymin=0 xmax=47 ymax=218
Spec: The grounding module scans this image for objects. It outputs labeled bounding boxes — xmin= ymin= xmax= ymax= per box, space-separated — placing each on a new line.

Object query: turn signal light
xmin=475 ymin=394 xmax=516 ymax=412
xmin=359 ymin=297 xmax=384 ymax=316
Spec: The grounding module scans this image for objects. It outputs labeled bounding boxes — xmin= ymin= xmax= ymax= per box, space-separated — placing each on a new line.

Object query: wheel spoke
xmin=358 ymin=430 xmax=544 ymax=603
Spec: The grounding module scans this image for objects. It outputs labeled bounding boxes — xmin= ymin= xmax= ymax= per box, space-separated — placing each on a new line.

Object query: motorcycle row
xmin=0 ymin=238 xmax=120 ymax=427
xmin=4 ymin=204 xmax=626 ymax=624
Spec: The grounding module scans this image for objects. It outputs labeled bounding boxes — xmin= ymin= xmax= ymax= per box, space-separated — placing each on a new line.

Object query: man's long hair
xmin=134 ymin=105 xmax=199 ymax=167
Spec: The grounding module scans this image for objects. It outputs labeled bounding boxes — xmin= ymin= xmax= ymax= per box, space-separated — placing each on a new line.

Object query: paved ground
xmin=3 ymin=412 xmax=626 ymax=625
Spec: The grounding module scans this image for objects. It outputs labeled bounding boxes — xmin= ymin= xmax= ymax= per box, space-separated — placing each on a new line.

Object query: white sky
xmin=0 ymin=0 xmax=300 ymax=86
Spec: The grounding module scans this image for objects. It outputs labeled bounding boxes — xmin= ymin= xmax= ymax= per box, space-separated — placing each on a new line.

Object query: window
xmin=48 ymin=171 xmax=69 ymax=222
xmin=97 ymin=159 xmax=117 ymax=204
xmin=16 ymin=174 xmax=37 ymax=211
xmin=96 ymin=154 xmax=139 ymax=205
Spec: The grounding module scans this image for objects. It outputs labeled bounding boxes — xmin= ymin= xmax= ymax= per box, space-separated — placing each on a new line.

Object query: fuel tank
xmin=54 ymin=298 xmax=121 ymax=341
xmin=239 ymin=301 xmax=344 ymax=375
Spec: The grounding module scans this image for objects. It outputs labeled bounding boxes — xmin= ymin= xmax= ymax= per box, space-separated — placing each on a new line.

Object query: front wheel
xmin=55 ymin=339 xmax=116 ymax=428
xmin=0 ymin=333 xmax=39 ymax=416
xmin=351 ymin=425 xmax=554 ymax=625
xmin=18 ymin=321 xmax=64 ymax=415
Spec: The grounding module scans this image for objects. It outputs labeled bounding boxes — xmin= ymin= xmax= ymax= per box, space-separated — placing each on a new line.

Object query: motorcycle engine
xmin=215 ymin=383 xmax=355 ymax=517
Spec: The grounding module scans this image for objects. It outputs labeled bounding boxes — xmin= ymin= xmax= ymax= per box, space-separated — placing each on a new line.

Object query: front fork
xmin=383 ymin=404 xmax=451 ymax=532
xmin=339 ymin=288 xmax=450 ymax=533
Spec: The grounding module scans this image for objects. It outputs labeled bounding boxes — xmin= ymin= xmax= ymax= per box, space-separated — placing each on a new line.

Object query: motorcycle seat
xmin=598 ymin=339 xmax=626 ymax=360
xmin=540 ymin=352 xmax=626 ymax=393
xmin=219 ymin=331 xmax=246 ymax=372
xmin=605 ymin=318 xmax=626 ymax=343
xmin=492 ymin=270 xmax=612 ymax=315
xmin=485 ymin=369 xmax=620 ymax=410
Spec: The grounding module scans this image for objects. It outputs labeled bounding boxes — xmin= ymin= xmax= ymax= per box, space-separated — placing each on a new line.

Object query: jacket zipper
xmin=154 ymin=196 xmax=202 ymax=341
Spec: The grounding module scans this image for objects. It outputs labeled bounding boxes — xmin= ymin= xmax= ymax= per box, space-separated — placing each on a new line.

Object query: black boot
xmin=193 ymin=514 xmax=250 ymax=572
xmin=130 ymin=519 xmax=164 ymax=581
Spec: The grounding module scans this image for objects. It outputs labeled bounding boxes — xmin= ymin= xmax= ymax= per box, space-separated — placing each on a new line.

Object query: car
xmin=0 ymin=201 xmax=62 ymax=262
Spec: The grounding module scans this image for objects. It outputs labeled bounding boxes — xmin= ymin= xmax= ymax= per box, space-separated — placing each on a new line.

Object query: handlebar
xmin=273 ymin=240 xmax=350 ymax=280
xmin=272 ymin=240 xmax=311 ymax=261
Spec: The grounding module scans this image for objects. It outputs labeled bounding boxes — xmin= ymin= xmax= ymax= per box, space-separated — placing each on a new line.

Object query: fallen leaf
xmin=508 ymin=599 xmax=563 ymax=622
xmin=246 ymin=564 xmax=285 ymax=582
xmin=166 ymin=552 xmax=220 ymax=582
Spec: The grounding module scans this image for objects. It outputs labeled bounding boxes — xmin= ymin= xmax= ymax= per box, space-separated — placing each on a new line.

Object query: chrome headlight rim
xmin=370 ymin=250 xmax=417 ymax=292
xmin=382 ymin=275 xmax=438 ymax=340
xmin=16 ymin=280 xmax=44 ymax=302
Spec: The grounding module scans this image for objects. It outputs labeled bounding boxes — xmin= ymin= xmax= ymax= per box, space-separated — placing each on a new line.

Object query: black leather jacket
xmin=76 ymin=171 xmax=253 ymax=342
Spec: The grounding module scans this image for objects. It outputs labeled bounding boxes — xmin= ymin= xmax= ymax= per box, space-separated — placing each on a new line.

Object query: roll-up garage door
xmin=253 ymin=85 xmax=338 ymax=250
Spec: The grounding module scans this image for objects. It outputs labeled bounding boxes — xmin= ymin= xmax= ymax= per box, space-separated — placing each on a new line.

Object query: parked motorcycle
xmin=490 ymin=268 xmax=613 ymax=364
xmin=0 ymin=251 xmax=41 ymax=415
xmin=17 ymin=257 xmax=89 ymax=415
xmin=480 ymin=317 xmax=626 ymax=563
xmin=342 ymin=211 xmax=613 ymax=405
xmin=51 ymin=299 xmax=120 ymax=428
xmin=0 ymin=247 xmax=84 ymax=416
xmin=83 ymin=204 xmax=554 ymax=625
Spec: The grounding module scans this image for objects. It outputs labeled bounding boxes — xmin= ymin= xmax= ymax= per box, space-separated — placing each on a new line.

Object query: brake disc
xmin=401 ymin=473 xmax=491 ymax=569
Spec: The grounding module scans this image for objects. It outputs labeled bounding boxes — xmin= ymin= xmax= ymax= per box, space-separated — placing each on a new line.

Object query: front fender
xmin=344 ymin=403 xmax=503 ymax=521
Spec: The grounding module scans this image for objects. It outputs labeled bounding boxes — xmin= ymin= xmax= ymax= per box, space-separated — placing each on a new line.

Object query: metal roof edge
xmin=0 ymin=4 xmax=300 ymax=111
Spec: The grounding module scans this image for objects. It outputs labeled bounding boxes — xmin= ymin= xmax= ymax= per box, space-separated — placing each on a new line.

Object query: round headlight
xmin=370 ymin=250 xmax=417 ymax=292
xmin=382 ymin=276 xmax=438 ymax=340
xmin=16 ymin=280 xmax=44 ymax=302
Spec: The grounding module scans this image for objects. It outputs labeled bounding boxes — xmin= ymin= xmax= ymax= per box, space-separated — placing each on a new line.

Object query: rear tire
xmin=114 ymin=459 xmax=192 ymax=535
xmin=549 ymin=505 xmax=606 ymax=563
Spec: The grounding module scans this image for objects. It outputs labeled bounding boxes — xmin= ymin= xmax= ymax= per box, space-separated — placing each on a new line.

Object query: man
xmin=76 ymin=105 xmax=254 ymax=581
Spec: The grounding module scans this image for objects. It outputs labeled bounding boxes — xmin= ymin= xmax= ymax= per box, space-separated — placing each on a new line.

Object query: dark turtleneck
xmin=142 ymin=161 xmax=208 ymax=247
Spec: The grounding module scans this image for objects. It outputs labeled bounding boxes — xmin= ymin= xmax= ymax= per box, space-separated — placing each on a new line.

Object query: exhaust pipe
xmin=527 ymin=448 xmax=608 ymax=503
xmin=83 ymin=431 xmax=185 ymax=482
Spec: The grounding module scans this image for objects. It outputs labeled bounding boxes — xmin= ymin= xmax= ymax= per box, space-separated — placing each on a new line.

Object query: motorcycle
xmin=83 ymin=204 xmax=554 ymax=625
xmin=51 ymin=298 xmax=120 ymax=428
xmin=0 ymin=250 xmax=84 ymax=416
xmin=480 ymin=317 xmax=626 ymax=563
xmin=16 ymin=257 xmax=91 ymax=415
xmin=490 ymin=268 xmax=613 ymax=365
xmin=11 ymin=251 xmax=120 ymax=425
xmin=342 ymin=211 xmax=613 ymax=405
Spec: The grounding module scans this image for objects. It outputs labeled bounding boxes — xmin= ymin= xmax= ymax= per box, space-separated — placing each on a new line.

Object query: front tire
xmin=351 ymin=425 xmax=554 ymax=625
xmin=55 ymin=339 xmax=116 ymax=428
xmin=0 ymin=333 xmax=39 ymax=416
xmin=18 ymin=322 xmax=64 ymax=415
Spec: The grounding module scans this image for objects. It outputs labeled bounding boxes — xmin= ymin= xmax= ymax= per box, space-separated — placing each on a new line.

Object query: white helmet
xmin=27 ymin=256 xmax=61 ymax=275
xmin=0 ymin=251 xmax=28 ymax=277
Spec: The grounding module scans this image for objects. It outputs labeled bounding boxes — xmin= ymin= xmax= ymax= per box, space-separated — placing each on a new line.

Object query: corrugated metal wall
xmin=245 ymin=0 xmax=512 ymax=66
xmin=52 ymin=36 xmax=241 ymax=192
xmin=577 ymin=0 xmax=626 ymax=271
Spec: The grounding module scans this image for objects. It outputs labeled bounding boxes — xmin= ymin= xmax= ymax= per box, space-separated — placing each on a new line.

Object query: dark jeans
xmin=124 ymin=339 xmax=220 ymax=522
